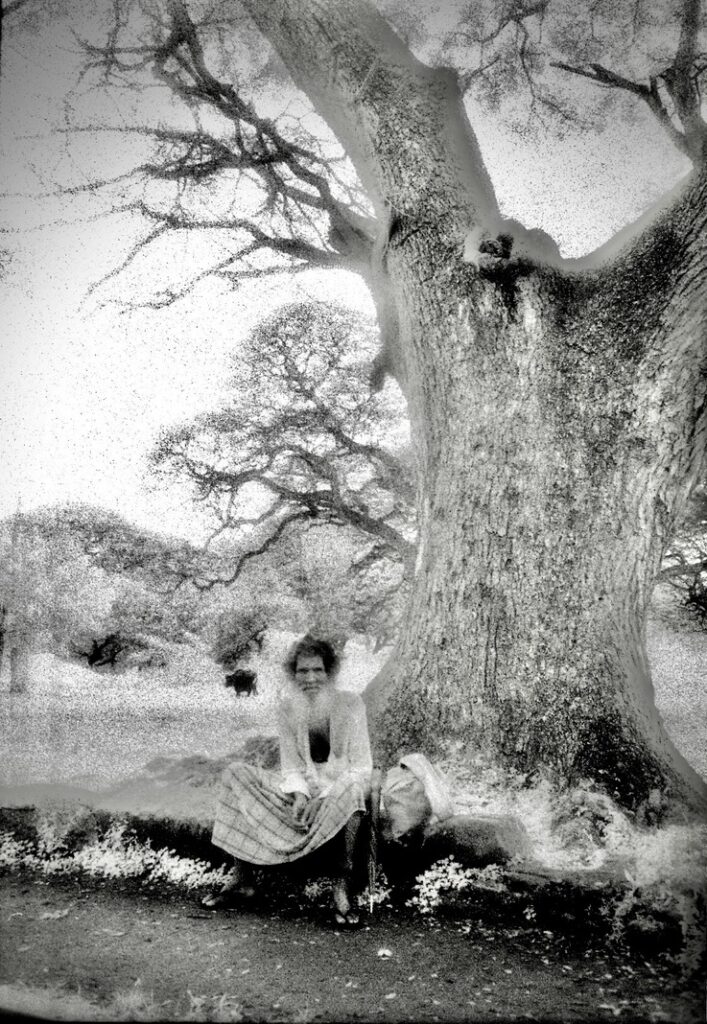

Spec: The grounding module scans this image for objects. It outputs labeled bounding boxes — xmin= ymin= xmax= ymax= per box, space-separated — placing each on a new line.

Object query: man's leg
xmin=333 ymin=810 xmax=364 ymax=924
xmin=202 ymin=856 xmax=256 ymax=907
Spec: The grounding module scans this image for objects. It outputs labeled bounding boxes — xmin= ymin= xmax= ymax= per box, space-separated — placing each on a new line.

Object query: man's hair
xmin=283 ymin=634 xmax=340 ymax=678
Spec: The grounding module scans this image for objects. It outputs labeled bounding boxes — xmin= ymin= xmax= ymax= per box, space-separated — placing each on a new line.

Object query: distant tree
xmin=26 ymin=503 xmax=211 ymax=628
xmin=661 ymin=481 xmax=707 ymax=624
xmin=68 ymin=575 xmax=180 ymax=670
xmin=210 ymin=604 xmax=268 ymax=671
xmin=275 ymin=522 xmax=407 ymax=652
xmin=150 ymin=301 xmax=416 ymax=592
xmin=30 ymin=503 xmax=216 ymax=589
xmin=0 ymin=512 xmax=33 ymax=692
xmin=0 ymin=511 xmax=111 ymax=690
xmin=0 ymin=504 xmax=207 ymax=680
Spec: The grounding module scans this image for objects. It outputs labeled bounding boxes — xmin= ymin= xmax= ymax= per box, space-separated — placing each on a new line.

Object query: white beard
xmin=307 ymin=687 xmax=334 ymax=729
xmin=288 ymin=683 xmax=333 ymax=728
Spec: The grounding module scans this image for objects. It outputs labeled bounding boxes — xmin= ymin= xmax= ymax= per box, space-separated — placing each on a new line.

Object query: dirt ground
xmin=0 ymin=875 xmax=703 ymax=1023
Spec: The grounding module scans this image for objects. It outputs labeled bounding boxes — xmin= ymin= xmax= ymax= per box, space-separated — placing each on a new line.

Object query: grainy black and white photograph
xmin=0 ymin=1 xmax=706 ymax=1021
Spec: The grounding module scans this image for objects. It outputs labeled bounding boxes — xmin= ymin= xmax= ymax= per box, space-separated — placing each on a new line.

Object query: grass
xmin=0 ymin=632 xmax=384 ymax=789
xmin=1 ymin=596 xmax=704 ymax=791
xmin=647 ymin=590 xmax=707 ymax=780
xmin=0 ymin=980 xmax=245 ymax=1022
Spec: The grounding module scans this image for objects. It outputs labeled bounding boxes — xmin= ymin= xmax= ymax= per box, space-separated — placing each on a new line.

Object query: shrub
xmin=407 ymin=857 xmax=507 ymax=915
xmin=685 ymin=575 xmax=707 ymax=623
xmin=211 ymin=606 xmax=267 ymax=669
xmin=606 ymin=824 xmax=707 ymax=976
xmin=0 ymin=820 xmax=230 ymax=893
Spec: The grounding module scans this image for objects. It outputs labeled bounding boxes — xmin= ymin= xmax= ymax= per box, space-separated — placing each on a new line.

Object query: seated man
xmin=204 ymin=634 xmax=372 ymax=925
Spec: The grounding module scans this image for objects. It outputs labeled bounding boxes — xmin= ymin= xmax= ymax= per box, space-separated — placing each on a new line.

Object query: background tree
xmin=0 ymin=511 xmax=111 ymax=690
xmin=31 ymin=504 xmax=215 ymax=589
xmin=150 ymin=300 xmax=416 ymax=586
xmin=209 ymin=603 xmax=267 ymax=671
xmin=10 ymin=0 xmax=707 ymax=812
xmin=274 ymin=521 xmax=408 ymax=652
xmin=0 ymin=504 xmax=210 ymax=678
xmin=0 ymin=512 xmax=34 ymax=692
xmin=660 ymin=481 xmax=707 ymax=624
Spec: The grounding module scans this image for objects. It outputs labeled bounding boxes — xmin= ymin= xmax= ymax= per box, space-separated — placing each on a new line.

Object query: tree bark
xmin=370 ymin=168 xmax=707 ymax=813
xmin=241 ymin=0 xmax=707 ymax=812
xmin=0 ymin=606 xmax=6 ymax=678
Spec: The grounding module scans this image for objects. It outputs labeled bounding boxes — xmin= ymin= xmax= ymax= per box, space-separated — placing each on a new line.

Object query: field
xmin=1 ymin=601 xmax=705 ymax=950
xmin=0 ymin=632 xmax=384 ymax=790
xmin=0 ymin=595 xmax=705 ymax=794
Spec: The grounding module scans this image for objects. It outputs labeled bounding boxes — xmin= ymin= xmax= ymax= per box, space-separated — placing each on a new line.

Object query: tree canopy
xmin=0 ymin=505 xmax=206 ymax=667
xmin=150 ymin=300 xmax=415 ymax=584
xmin=5 ymin=0 xmax=701 ymax=307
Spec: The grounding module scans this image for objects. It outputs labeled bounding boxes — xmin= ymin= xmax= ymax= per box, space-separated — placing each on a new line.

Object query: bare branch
xmin=552 ymin=0 xmax=707 ymax=167
xmin=447 ymin=0 xmax=549 ymax=49
xmin=194 ymin=510 xmax=316 ymax=590
xmin=552 ymin=59 xmax=692 ymax=158
xmin=551 ymin=60 xmax=645 ymax=96
xmin=459 ymin=54 xmax=501 ymax=92
xmin=80 ymin=198 xmax=350 ymax=306
xmin=658 ymin=0 xmax=707 ymax=163
xmin=62 ymin=1 xmax=375 ymax=303
xmin=443 ymin=0 xmax=583 ymax=128
xmin=479 ymin=0 xmax=550 ymax=47
xmin=659 ymin=558 xmax=707 ymax=581
xmin=1 ymin=0 xmax=39 ymax=19
xmin=85 ymin=223 xmax=169 ymax=299
xmin=269 ymin=344 xmax=413 ymax=499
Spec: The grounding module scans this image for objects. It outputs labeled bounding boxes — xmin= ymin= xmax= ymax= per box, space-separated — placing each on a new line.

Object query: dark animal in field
xmin=225 ymin=669 xmax=258 ymax=697
xmin=87 ymin=634 xmax=123 ymax=668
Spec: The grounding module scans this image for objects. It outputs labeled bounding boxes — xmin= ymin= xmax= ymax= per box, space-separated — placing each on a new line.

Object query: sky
xmin=0 ymin=1 xmax=691 ymax=544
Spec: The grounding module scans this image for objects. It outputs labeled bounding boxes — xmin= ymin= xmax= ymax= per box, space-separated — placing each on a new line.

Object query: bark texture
xmin=241 ymin=0 xmax=707 ymax=812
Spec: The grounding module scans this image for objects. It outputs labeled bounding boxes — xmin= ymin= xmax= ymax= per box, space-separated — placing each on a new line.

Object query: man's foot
xmin=332 ymin=879 xmax=359 ymax=927
xmin=202 ymin=879 xmax=256 ymax=909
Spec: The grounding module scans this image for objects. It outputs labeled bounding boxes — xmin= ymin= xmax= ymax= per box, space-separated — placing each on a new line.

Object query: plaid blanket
xmin=212 ymin=762 xmax=367 ymax=865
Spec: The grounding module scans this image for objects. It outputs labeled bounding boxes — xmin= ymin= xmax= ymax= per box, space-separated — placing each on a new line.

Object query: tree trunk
xmin=9 ymin=643 xmax=30 ymax=694
xmin=369 ymin=286 xmax=703 ymax=806
xmin=0 ymin=607 xmax=5 ymax=678
xmin=364 ymin=168 xmax=707 ymax=812
xmin=241 ymin=0 xmax=707 ymax=812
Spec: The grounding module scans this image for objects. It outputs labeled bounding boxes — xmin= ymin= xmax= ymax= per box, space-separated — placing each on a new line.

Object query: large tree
xmin=19 ymin=0 xmax=707 ymax=812
xmin=248 ymin=0 xmax=705 ymax=814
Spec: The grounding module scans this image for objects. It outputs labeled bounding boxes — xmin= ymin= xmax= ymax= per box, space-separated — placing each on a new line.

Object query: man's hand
xmin=301 ymin=797 xmax=323 ymax=828
xmin=291 ymin=793 xmax=308 ymax=824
